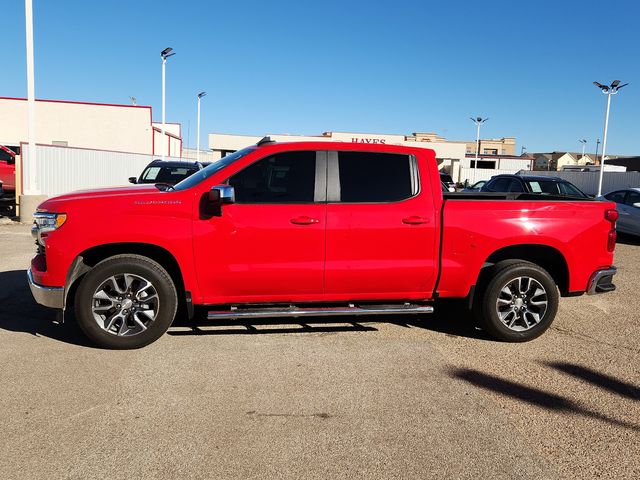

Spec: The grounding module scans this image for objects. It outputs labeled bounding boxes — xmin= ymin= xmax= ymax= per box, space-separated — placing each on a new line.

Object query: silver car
xmin=598 ymin=188 xmax=640 ymax=236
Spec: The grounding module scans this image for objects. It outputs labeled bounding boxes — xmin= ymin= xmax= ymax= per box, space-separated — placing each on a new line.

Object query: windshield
xmin=173 ymin=147 xmax=256 ymax=191
xmin=140 ymin=165 xmax=198 ymax=184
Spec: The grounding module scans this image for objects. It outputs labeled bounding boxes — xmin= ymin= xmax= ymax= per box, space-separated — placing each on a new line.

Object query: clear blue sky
xmin=5 ymin=0 xmax=639 ymax=155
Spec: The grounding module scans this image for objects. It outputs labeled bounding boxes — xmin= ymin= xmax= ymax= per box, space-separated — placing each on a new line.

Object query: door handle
xmin=402 ymin=216 xmax=429 ymax=225
xmin=291 ymin=216 xmax=320 ymax=225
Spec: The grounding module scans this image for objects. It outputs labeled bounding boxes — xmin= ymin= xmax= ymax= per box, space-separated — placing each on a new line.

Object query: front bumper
xmin=27 ymin=268 xmax=64 ymax=309
xmin=587 ymin=267 xmax=617 ymax=295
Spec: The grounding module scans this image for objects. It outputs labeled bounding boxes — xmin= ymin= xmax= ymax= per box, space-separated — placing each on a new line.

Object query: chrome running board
xmin=207 ymin=303 xmax=434 ymax=320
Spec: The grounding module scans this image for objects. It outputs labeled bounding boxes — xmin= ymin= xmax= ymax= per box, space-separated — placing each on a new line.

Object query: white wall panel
xmin=22 ymin=144 xmax=185 ymax=197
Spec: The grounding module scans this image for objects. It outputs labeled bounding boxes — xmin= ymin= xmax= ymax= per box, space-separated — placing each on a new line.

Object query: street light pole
xmin=594 ymin=139 xmax=600 ymax=164
xmin=470 ymin=117 xmax=488 ymax=178
xmin=593 ymin=80 xmax=628 ymax=197
xmin=196 ymin=91 xmax=207 ymax=163
xmin=160 ymin=47 xmax=175 ymax=160
xmin=578 ymin=139 xmax=587 ymax=163
xmin=24 ymin=0 xmax=37 ymax=194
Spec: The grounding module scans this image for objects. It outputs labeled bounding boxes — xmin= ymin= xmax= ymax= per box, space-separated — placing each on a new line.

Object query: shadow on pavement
xmin=1 ymin=267 xmax=488 ymax=345
xmin=450 ymin=368 xmax=640 ymax=432
xmin=546 ymin=361 xmax=640 ymax=401
xmin=168 ymin=298 xmax=490 ymax=340
xmin=0 ymin=269 xmax=92 ymax=347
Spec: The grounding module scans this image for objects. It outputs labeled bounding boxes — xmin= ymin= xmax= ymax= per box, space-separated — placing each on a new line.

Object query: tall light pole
xmin=196 ymin=91 xmax=207 ymax=163
xmin=578 ymin=139 xmax=587 ymax=163
xmin=470 ymin=117 xmax=488 ymax=173
xmin=24 ymin=0 xmax=37 ymax=195
xmin=593 ymin=80 xmax=628 ymax=197
xmin=160 ymin=47 xmax=175 ymax=160
xmin=594 ymin=138 xmax=600 ymax=165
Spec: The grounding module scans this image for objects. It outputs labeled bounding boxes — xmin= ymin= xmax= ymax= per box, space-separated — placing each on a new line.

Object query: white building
xmin=0 ymin=97 xmax=181 ymax=157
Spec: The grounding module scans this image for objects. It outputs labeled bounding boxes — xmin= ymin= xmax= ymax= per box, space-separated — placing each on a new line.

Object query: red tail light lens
xmin=608 ymin=230 xmax=617 ymax=252
xmin=605 ymin=209 xmax=619 ymax=223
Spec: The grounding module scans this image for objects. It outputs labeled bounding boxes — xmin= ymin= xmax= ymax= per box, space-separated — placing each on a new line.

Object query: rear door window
xmin=487 ymin=177 xmax=512 ymax=192
xmin=604 ymin=191 xmax=627 ymax=203
xmin=625 ymin=191 xmax=640 ymax=206
xmin=508 ymin=180 xmax=525 ymax=192
xmin=335 ymin=151 xmax=417 ymax=202
xmin=558 ymin=182 xmax=585 ymax=197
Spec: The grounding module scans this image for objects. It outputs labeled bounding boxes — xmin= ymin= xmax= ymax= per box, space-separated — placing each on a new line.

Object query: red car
xmin=28 ymin=139 xmax=618 ymax=349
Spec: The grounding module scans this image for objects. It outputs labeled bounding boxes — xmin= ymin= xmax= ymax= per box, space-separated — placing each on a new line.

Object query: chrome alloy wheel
xmin=91 ymin=273 xmax=160 ymax=336
xmin=495 ymin=276 xmax=548 ymax=332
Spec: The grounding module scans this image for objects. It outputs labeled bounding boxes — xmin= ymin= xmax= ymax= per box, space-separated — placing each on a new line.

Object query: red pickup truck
xmin=28 ymin=140 xmax=618 ymax=349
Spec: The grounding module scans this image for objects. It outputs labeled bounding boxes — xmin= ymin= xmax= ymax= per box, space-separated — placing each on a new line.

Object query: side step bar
xmin=207 ymin=303 xmax=434 ymax=320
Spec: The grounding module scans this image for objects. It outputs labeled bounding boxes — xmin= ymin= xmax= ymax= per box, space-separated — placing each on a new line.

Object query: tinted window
xmin=487 ymin=177 xmax=512 ymax=191
xmin=229 ymin=151 xmax=316 ymax=203
xmin=526 ymin=180 xmax=560 ymax=195
xmin=440 ymin=173 xmax=453 ymax=184
xmin=338 ymin=152 xmax=415 ymax=202
xmin=604 ymin=191 xmax=626 ymax=203
xmin=557 ymin=182 xmax=586 ymax=197
xmin=625 ymin=191 xmax=640 ymax=206
xmin=508 ymin=180 xmax=525 ymax=192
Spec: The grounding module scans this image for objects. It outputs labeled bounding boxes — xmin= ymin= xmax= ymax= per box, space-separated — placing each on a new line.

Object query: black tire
xmin=474 ymin=261 xmax=559 ymax=342
xmin=75 ymin=254 xmax=178 ymax=349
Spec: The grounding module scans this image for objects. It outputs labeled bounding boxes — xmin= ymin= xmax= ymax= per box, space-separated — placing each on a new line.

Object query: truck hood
xmin=37 ymin=185 xmax=167 ymax=211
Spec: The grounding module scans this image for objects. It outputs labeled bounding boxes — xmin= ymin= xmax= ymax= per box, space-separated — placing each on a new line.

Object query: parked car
xmin=29 ymin=139 xmax=618 ymax=349
xmin=440 ymin=172 xmax=456 ymax=191
xmin=129 ymin=160 xmax=204 ymax=186
xmin=463 ymin=180 xmax=486 ymax=192
xmin=481 ymin=174 xmax=589 ymax=198
xmin=597 ymin=188 xmax=640 ymax=236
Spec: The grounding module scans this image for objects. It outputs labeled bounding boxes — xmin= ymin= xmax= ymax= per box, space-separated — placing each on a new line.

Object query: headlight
xmin=32 ymin=212 xmax=67 ymax=246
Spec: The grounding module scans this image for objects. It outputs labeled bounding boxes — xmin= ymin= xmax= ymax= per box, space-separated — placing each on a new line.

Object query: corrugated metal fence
xmin=21 ymin=144 xmax=187 ymax=197
xmin=517 ymin=170 xmax=640 ymax=196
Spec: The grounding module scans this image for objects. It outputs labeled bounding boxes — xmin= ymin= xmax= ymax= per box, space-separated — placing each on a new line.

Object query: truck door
xmin=324 ymin=150 xmax=439 ymax=299
xmin=192 ymin=150 xmax=327 ymax=304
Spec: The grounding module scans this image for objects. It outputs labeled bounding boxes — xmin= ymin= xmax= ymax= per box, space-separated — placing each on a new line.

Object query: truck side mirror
xmin=128 ymin=177 xmax=137 ymax=184
xmin=200 ymin=185 xmax=235 ymax=219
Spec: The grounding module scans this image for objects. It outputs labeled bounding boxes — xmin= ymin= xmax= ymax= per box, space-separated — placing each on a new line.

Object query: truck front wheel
xmin=476 ymin=261 xmax=559 ymax=342
xmin=75 ymin=255 xmax=178 ymax=349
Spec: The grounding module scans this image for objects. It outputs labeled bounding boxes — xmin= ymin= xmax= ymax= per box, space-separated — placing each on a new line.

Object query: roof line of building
xmin=0 ymin=96 xmax=151 ymax=110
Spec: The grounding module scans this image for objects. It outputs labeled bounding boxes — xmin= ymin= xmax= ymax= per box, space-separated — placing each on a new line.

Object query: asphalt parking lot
xmin=0 ymin=221 xmax=638 ymax=480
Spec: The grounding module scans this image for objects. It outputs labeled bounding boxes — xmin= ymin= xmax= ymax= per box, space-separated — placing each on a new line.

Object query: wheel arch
xmin=480 ymin=244 xmax=570 ymax=295
xmin=64 ymin=242 xmax=188 ymax=312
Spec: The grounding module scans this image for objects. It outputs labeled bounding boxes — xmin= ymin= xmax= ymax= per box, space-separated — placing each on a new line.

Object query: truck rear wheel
xmin=475 ymin=261 xmax=559 ymax=342
xmin=75 ymin=255 xmax=178 ymax=349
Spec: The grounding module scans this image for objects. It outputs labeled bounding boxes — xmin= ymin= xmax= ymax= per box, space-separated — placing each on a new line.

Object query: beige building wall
xmin=465 ymin=137 xmax=516 ymax=156
xmin=0 ymin=97 xmax=154 ymax=154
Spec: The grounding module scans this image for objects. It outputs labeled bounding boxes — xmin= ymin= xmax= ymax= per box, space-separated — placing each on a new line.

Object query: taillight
xmin=608 ymin=230 xmax=617 ymax=252
xmin=605 ymin=209 xmax=618 ymax=223
xmin=605 ymin=209 xmax=617 ymax=253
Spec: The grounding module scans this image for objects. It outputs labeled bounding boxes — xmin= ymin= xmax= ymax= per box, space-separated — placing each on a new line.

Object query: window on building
xmin=483 ymin=148 xmax=498 ymax=155
xmin=229 ymin=151 xmax=316 ymax=203
xmin=336 ymin=151 xmax=416 ymax=202
xmin=470 ymin=160 xmax=496 ymax=169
